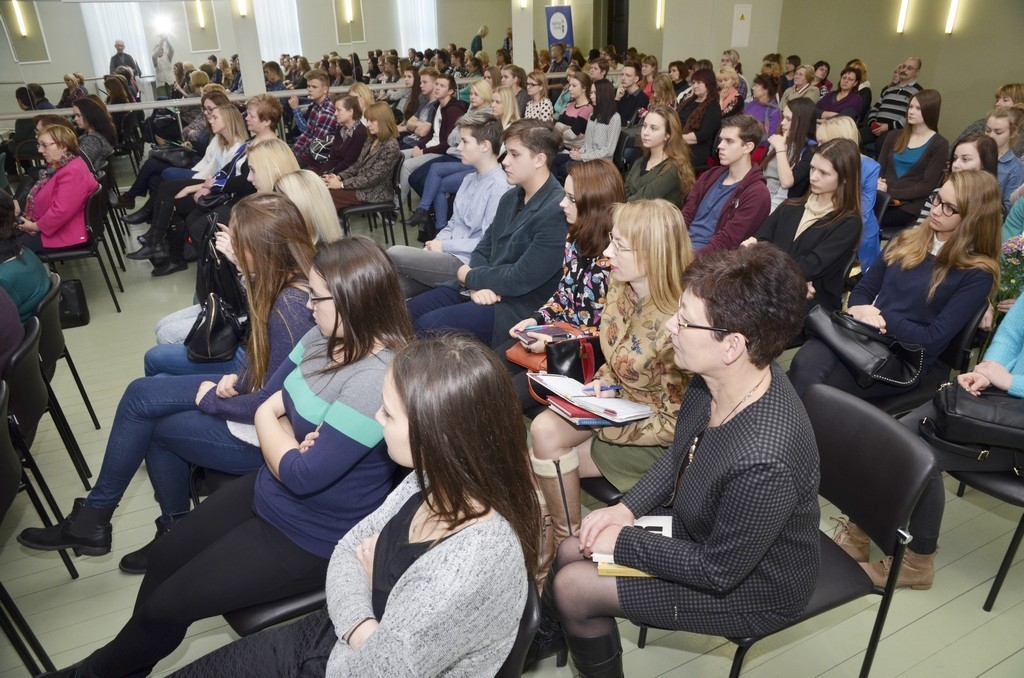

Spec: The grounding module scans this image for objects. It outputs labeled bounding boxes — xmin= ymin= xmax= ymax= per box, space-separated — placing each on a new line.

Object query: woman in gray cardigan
xmin=171 ymin=335 xmax=539 ymax=678
xmin=326 ymin=102 xmax=403 ymax=210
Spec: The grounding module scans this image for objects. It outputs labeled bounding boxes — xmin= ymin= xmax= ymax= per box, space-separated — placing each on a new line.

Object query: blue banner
xmin=545 ymin=6 xmax=574 ymax=52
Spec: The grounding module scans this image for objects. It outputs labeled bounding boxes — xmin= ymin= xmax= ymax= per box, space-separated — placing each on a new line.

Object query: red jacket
xmin=682 ymin=165 xmax=770 ymax=257
xmin=29 ymin=156 xmax=97 ymax=249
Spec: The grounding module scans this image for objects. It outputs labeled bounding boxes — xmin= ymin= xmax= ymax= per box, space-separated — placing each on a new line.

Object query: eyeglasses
xmin=308 ymin=292 xmax=332 ymax=306
xmin=36 ymin=140 xmax=58 ymax=149
xmin=929 ymin=191 xmax=959 ymax=217
xmin=607 ymin=236 xmax=632 ymax=253
xmin=677 ymin=318 xmax=731 ymax=334
xmin=563 ymin=192 xmax=577 ymax=204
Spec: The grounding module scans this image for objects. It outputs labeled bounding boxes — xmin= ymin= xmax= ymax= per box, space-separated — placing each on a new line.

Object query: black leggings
xmin=77 ymin=473 xmax=329 ymax=678
xmin=169 ymin=608 xmax=335 ymax=678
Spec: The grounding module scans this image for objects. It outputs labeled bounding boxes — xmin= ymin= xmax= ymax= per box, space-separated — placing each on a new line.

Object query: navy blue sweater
xmin=849 ymin=253 xmax=993 ymax=371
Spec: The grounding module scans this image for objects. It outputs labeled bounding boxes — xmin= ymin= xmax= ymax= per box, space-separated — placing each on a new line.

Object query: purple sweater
xmin=197 ymin=286 xmax=314 ymax=422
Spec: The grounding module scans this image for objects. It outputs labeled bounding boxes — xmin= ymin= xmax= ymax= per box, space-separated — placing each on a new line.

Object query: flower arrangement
xmin=999 ymin=234 xmax=1024 ymax=301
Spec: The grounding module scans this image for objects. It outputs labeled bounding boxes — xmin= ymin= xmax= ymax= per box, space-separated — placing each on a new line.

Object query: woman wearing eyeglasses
xmin=525 ymin=70 xmax=555 ymax=122
xmin=14 ymin=124 xmax=98 ymax=253
xmin=527 ymin=199 xmax=692 ymax=600
xmin=789 ymin=170 xmax=1001 ymax=400
xmin=544 ymin=244 xmax=820 ymax=677
xmin=18 ymin=194 xmax=315 ymax=576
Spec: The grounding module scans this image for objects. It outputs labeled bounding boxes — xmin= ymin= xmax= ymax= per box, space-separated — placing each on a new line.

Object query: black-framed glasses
xmin=678 ymin=320 xmax=731 ymax=334
xmin=929 ymin=191 xmax=959 ymax=217
xmin=307 ymin=292 xmax=332 ymax=305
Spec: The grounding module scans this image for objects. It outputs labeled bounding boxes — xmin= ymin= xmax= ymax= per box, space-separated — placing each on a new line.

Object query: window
xmin=396 ymin=0 xmax=436 ymax=54
xmin=80 ymin=2 xmax=147 ymax=78
xmin=252 ymin=0 xmax=301 ymax=60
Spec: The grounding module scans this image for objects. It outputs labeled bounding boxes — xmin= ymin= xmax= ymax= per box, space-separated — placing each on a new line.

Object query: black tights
xmin=551 ymin=537 xmax=623 ymax=637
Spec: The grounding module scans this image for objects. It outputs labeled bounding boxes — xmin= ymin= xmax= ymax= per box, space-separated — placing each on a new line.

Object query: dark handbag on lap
xmin=184 ymin=293 xmax=247 ymax=362
xmin=805 ymin=305 xmax=924 ymax=389
xmin=149 ymin=143 xmax=201 ymax=168
xmin=919 ymin=383 xmax=1024 ymax=474
xmin=195 ymin=213 xmax=248 ymax=314
xmin=510 ymin=322 xmax=606 ymax=405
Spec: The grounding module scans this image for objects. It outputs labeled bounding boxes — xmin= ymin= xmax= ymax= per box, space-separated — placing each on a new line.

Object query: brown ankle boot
xmin=832 ymin=517 xmax=870 ymax=562
xmin=532 ymin=450 xmax=581 ymax=591
xmin=862 ymin=548 xmax=936 ymax=590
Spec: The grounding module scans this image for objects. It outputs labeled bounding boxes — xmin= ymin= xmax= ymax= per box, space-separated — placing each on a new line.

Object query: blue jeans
xmin=407 ymin=286 xmax=494 ymax=345
xmin=144 ymin=343 xmax=245 ymax=377
xmin=161 ymin=166 xmax=197 ymax=181
xmin=418 ymin=161 xmax=474 ymax=230
xmin=84 ymin=375 xmax=262 ymax=516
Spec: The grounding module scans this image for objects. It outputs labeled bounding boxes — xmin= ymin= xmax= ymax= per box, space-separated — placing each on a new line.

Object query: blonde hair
xmin=246 ymin=137 xmax=300 ymax=191
xmin=884 ymin=170 xmax=1000 ymax=301
xmin=274 ymin=170 xmax=343 ymax=244
xmin=347 ymin=82 xmax=375 ymax=113
xmin=470 ymin=79 xmax=493 ymax=109
xmin=815 ymin=116 xmax=860 ymax=144
xmin=213 ymin=103 xmax=248 ymax=148
xmin=717 ymin=66 xmax=739 ymax=89
xmin=612 ymin=199 xmax=694 ymax=314
xmin=493 ymin=86 xmax=521 ymax=128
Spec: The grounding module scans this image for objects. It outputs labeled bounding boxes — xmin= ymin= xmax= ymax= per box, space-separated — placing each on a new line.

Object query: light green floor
xmin=2 ymin=171 xmax=1024 ymax=677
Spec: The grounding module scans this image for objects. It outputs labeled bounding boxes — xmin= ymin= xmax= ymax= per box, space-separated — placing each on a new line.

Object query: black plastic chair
xmin=495 ymin=583 xmax=540 ymax=678
xmin=36 ymin=184 xmax=123 ymax=313
xmin=948 ymin=470 xmax=1024 ymax=612
xmin=635 ymin=384 xmax=936 ymax=678
xmin=33 ymin=272 xmax=95 ymax=490
xmin=5 ymin=320 xmax=79 ymax=580
xmin=866 ymin=301 xmax=988 ymax=417
xmin=580 ymin=476 xmax=624 ymax=506
xmin=338 ymin=154 xmax=409 ymax=246
xmin=0 ymin=381 xmax=59 ymax=675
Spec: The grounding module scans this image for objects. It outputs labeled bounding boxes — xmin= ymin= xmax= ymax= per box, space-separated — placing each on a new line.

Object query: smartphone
xmin=515 ymin=325 xmax=574 ymax=345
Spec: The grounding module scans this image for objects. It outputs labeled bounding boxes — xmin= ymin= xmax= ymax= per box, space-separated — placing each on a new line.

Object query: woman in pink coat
xmin=16 ymin=124 xmax=97 ymax=251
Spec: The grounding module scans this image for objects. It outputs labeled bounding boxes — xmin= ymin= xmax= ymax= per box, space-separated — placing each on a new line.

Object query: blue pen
xmin=522 ymin=325 xmax=546 ymax=331
xmin=583 ymin=385 xmax=622 ymax=393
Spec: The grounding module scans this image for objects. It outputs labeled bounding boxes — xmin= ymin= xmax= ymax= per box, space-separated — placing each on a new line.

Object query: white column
xmin=230 ymin=1 xmax=265 ymax=95
xmin=511 ymin=0 xmax=534 ymax=69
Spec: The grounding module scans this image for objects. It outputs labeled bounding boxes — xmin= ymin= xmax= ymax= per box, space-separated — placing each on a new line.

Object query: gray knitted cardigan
xmin=325 ymin=473 xmax=528 ymax=676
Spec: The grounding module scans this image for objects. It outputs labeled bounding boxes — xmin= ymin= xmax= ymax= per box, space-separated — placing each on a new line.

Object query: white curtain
xmin=80 ymin=2 xmax=148 ymax=79
xmin=252 ymin=0 xmax=302 ymax=60
xmin=396 ymin=0 xmax=437 ymax=53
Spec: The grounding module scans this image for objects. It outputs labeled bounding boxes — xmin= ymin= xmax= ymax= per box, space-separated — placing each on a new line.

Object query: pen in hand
xmin=583 ymin=385 xmax=622 ymax=393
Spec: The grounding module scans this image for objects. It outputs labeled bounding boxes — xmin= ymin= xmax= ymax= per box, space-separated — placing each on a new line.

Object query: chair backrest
xmin=938 ymin=302 xmax=988 ymax=373
xmin=390 ymin=153 xmax=405 ymax=194
xmin=804 ymin=384 xmax=936 ymax=555
xmin=5 ymin=317 xmax=47 ymax=447
xmin=85 ymin=184 xmax=107 ymax=240
xmin=0 ymin=152 xmax=8 ymax=191
xmin=0 ymin=381 xmax=22 ymax=522
xmin=873 ymin=190 xmax=892 ymax=224
xmin=494 ymin=582 xmax=541 ymax=678
xmin=33 ymin=272 xmax=64 ymax=382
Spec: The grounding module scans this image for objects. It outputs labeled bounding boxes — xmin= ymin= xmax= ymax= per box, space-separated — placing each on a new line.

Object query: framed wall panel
xmin=185 ymin=0 xmax=219 ymax=53
xmin=0 ymin=1 xmax=50 ymax=64
xmin=334 ymin=0 xmax=365 ymax=44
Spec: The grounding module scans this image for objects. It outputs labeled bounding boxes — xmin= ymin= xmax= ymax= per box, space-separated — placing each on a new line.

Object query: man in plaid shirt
xmin=290 ymin=70 xmax=340 ymax=170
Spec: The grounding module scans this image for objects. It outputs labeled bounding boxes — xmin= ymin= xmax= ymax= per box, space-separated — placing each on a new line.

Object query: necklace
xmin=686 ymin=370 xmax=771 ymax=465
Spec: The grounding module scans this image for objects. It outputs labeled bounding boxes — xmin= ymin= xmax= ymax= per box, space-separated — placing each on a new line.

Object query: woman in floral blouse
xmin=528 ymin=197 xmax=693 ymax=591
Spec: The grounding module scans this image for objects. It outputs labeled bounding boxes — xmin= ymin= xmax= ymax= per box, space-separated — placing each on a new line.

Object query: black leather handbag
xmin=919 ymin=383 xmax=1024 ymax=474
xmin=149 ymin=143 xmax=201 ymax=168
xmin=184 ymin=293 xmax=246 ymax=362
xmin=58 ymin=278 xmax=90 ymax=328
xmin=805 ymin=306 xmax=925 ymax=388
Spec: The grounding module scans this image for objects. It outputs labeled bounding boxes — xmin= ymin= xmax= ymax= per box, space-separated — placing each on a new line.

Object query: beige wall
xmin=777 ymin=0 xmax=1024 ymax=138
xmin=437 ymin=0 xmax=510 ymax=56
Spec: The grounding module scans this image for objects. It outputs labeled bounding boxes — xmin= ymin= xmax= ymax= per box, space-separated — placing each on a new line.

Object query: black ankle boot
xmin=123 ymin=206 xmax=154 ymax=225
xmin=565 ymin=628 xmax=623 ymax=678
xmin=126 ymin=240 xmax=168 ymax=260
xmin=523 ymin=577 xmax=568 ymax=669
xmin=17 ymin=498 xmax=114 ymax=556
xmin=406 ymin=207 xmax=429 ymax=227
xmin=119 ymin=513 xmax=182 ymax=574
xmin=151 ymin=258 xmax=187 ymax=276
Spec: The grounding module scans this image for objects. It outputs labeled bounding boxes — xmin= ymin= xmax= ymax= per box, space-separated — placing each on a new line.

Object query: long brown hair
xmin=229 ymin=193 xmax=316 ymax=390
xmin=788 ymin=138 xmax=862 ymax=229
xmin=884 ymin=170 xmax=1001 ymax=301
xmin=311 ymin=236 xmax=413 ymax=369
xmin=390 ymin=335 xmax=539 ymax=579
xmin=642 ymin=104 xmax=695 ymax=200
xmin=894 ymin=89 xmax=942 ymax=153
xmin=566 ymin=159 xmax=624 ymax=257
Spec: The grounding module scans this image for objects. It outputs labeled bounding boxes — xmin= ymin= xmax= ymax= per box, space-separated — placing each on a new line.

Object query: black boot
xmin=17 ymin=498 xmax=113 ymax=556
xmin=523 ymin=575 xmax=568 ymax=669
xmin=119 ymin=513 xmax=182 ymax=574
xmin=126 ymin=239 xmax=168 ymax=260
xmin=123 ymin=204 xmax=154 ymax=225
xmin=565 ymin=627 xmax=624 ymax=678
xmin=406 ymin=207 xmax=429 ymax=227
xmin=151 ymin=257 xmax=187 ymax=276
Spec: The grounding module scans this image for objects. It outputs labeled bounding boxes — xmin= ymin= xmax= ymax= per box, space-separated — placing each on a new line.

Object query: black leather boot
xmin=119 ymin=513 xmax=183 ymax=574
xmin=126 ymin=239 xmax=168 ymax=261
xmin=406 ymin=207 xmax=429 ymax=227
xmin=123 ymin=203 xmax=154 ymax=225
xmin=565 ymin=627 xmax=624 ymax=678
xmin=17 ymin=498 xmax=114 ymax=556
xmin=523 ymin=575 xmax=568 ymax=669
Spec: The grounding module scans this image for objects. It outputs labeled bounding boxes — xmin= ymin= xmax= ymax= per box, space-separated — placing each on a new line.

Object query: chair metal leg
xmin=729 ymin=644 xmax=753 ymax=678
xmin=62 ymin=350 xmax=100 ymax=430
xmin=983 ymin=512 xmax=1024 ymax=612
xmin=92 ymin=249 xmax=122 ymax=312
xmin=0 ymin=603 xmax=42 ymax=676
xmin=956 ymin=481 xmax=966 ymax=497
xmin=104 ymin=221 xmax=126 ymax=270
xmin=860 ymin=542 xmax=908 ymax=678
xmin=637 ymin=625 xmax=647 ymax=648
xmin=45 ymin=384 xmax=92 ymax=489
xmin=99 ymin=235 xmax=126 ymax=280
xmin=10 ymin=420 xmax=65 ymax=520
xmin=20 ymin=470 xmax=79 ymax=580
xmin=0 ymin=582 xmax=57 ymax=672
